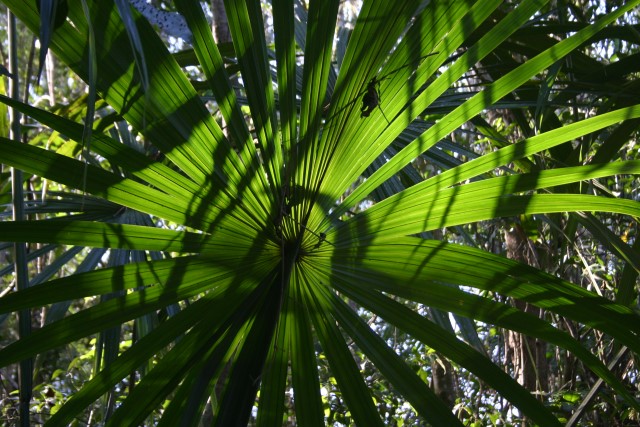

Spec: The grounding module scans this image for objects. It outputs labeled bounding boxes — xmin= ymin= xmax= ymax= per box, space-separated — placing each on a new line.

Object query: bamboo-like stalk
xmin=8 ymin=10 xmax=32 ymax=427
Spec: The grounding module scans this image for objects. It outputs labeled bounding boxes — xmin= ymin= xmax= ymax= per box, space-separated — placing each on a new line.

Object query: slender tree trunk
xmin=429 ymin=228 xmax=457 ymax=409
xmin=504 ymin=224 xmax=549 ymax=425
xmin=8 ymin=10 xmax=34 ymax=427
xmin=431 ymin=357 xmax=456 ymax=409
xmin=211 ymin=0 xmax=230 ymax=43
xmin=207 ymin=3 xmax=232 ymax=424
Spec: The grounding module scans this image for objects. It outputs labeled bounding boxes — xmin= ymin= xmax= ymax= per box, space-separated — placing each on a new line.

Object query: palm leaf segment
xmin=1 ymin=0 xmax=640 ymax=425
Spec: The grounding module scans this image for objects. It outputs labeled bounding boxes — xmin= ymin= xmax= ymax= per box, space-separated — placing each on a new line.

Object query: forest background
xmin=0 ymin=0 xmax=640 ymax=426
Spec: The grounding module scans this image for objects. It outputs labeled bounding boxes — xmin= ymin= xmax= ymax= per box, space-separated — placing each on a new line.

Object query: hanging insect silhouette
xmin=360 ymin=52 xmax=438 ymax=123
xmin=360 ymin=76 xmax=382 ymax=118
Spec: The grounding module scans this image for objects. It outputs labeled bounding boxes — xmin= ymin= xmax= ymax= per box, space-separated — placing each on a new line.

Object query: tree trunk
xmin=504 ymin=224 xmax=549 ymax=420
xmin=211 ymin=0 xmax=230 ymax=44
xmin=208 ymin=3 xmax=232 ymax=424
xmin=431 ymin=357 xmax=456 ymax=409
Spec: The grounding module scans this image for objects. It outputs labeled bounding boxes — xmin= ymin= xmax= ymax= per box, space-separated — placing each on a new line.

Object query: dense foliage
xmin=1 ymin=0 xmax=640 ymax=425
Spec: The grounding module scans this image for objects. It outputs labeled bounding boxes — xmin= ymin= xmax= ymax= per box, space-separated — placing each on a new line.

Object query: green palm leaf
xmin=1 ymin=0 xmax=640 ymax=425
